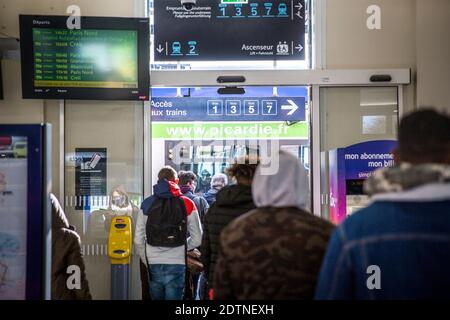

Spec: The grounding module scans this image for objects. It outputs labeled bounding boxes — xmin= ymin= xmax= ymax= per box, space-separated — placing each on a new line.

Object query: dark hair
xmin=158 ymin=166 xmax=177 ymax=181
xmin=226 ymin=156 xmax=260 ymax=182
xmin=178 ymin=171 xmax=197 ymax=186
xmin=398 ymin=108 xmax=450 ymax=163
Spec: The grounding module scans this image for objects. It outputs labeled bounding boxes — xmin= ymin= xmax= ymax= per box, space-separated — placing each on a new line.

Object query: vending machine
xmin=328 ymin=140 xmax=397 ymax=224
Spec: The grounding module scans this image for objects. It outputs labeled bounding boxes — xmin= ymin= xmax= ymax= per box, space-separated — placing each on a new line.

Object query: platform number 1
xmin=208 ymin=100 xmax=223 ymax=115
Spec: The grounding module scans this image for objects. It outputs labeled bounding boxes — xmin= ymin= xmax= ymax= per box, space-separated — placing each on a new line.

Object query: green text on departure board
xmin=32 ymin=28 xmax=138 ymax=88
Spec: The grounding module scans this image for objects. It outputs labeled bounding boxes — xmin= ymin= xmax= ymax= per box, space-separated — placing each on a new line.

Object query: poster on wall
xmin=329 ymin=140 xmax=397 ymax=225
xmin=75 ymin=148 xmax=107 ymax=210
xmin=0 ymin=136 xmax=28 ymax=300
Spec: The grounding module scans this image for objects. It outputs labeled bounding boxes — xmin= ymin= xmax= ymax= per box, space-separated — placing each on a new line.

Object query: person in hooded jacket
xmin=178 ymin=170 xmax=209 ymax=299
xmin=213 ymin=152 xmax=335 ymax=300
xmin=51 ymin=193 xmax=91 ymax=300
xmin=135 ymin=166 xmax=202 ymax=300
xmin=203 ymin=173 xmax=228 ymax=206
xmin=201 ymin=159 xmax=258 ymax=299
xmin=315 ymin=109 xmax=450 ymax=300
xmin=178 ymin=171 xmax=209 ymax=223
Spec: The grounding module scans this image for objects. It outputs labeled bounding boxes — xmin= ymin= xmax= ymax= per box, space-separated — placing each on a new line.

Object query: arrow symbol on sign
xmin=295 ymin=2 xmax=303 ymax=10
xmin=295 ymin=44 xmax=304 ymax=52
xmin=295 ymin=2 xmax=303 ymax=18
xmin=156 ymin=44 xmax=164 ymax=53
xmin=281 ymin=99 xmax=299 ymax=116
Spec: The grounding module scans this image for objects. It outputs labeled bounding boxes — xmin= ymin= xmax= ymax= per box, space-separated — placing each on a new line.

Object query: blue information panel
xmin=154 ymin=0 xmax=306 ymax=61
xmin=0 ymin=125 xmax=50 ymax=300
xmin=151 ymin=97 xmax=306 ymax=122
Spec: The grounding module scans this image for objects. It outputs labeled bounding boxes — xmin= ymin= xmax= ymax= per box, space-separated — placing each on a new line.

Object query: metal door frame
xmin=146 ymin=69 xmax=411 ymax=216
xmin=311 ymin=82 xmax=406 ymax=217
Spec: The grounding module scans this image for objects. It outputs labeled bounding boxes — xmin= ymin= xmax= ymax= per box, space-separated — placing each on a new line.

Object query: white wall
xmin=0 ymin=59 xmax=44 ymax=123
xmin=325 ymin=0 xmax=416 ymax=69
xmin=416 ymin=0 xmax=450 ymax=111
xmin=324 ymin=0 xmax=450 ymax=113
xmin=324 ymin=0 xmax=417 ymax=114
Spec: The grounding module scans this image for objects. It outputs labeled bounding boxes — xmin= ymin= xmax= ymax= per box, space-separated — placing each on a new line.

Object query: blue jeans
xmin=148 ymin=264 xmax=186 ymax=300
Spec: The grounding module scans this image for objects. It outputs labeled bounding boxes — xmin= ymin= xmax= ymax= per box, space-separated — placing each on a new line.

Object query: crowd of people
xmin=52 ymin=108 xmax=450 ymax=300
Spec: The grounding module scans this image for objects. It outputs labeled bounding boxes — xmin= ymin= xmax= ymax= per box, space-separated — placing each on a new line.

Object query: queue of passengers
xmin=51 ymin=108 xmax=450 ymax=300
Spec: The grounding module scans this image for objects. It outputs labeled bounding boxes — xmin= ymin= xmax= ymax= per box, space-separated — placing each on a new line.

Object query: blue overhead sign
xmin=151 ymin=97 xmax=306 ymax=122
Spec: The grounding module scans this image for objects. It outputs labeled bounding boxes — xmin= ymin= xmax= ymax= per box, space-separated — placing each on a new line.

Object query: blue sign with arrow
xmin=151 ymin=97 xmax=306 ymax=122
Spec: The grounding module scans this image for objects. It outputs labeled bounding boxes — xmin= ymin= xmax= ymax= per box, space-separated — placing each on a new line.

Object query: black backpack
xmin=146 ymin=196 xmax=187 ymax=247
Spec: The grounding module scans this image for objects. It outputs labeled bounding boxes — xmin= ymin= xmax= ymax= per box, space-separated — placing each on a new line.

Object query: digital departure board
xmin=20 ymin=15 xmax=150 ymax=100
xmin=154 ymin=0 xmax=306 ymax=61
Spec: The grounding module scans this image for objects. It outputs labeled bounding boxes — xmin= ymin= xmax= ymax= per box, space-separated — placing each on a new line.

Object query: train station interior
xmin=0 ymin=0 xmax=449 ymax=305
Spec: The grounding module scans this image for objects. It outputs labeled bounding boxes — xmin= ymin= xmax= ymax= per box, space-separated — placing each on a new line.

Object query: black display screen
xmin=154 ymin=0 xmax=306 ymax=61
xmin=346 ymin=179 xmax=365 ymax=195
xmin=19 ymin=15 xmax=150 ymax=100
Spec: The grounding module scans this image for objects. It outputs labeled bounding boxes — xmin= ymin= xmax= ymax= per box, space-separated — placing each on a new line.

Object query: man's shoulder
xmin=337 ymin=201 xmax=397 ymax=241
xmin=199 ymin=196 xmax=209 ymax=206
xmin=345 ymin=201 xmax=394 ymax=223
xmin=140 ymin=195 xmax=156 ymax=215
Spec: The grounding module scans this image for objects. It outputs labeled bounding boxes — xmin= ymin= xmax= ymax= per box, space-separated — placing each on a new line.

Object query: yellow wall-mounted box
xmin=108 ymin=216 xmax=132 ymax=265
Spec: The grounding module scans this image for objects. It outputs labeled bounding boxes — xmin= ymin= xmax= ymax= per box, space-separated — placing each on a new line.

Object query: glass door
xmin=149 ymin=86 xmax=311 ymax=193
xmin=150 ymin=68 xmax=410 ymax=220
xmin=64 ymin=101 xmax=144 ymax=300
xmin=315 ymin=86 xmax=400 ymax=223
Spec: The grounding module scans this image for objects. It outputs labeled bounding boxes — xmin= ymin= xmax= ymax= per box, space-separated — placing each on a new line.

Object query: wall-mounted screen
xmin=153 ymin=0 xmax=306 ymax=61
xmin=20 ymin=15 xmax=150 ymax=100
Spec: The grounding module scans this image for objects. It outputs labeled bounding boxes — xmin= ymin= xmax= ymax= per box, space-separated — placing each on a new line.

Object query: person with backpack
xmin=178 ymin=170 xmax=209 ymax=299
xmin=134 ymin=166 xmax=202 ymax=300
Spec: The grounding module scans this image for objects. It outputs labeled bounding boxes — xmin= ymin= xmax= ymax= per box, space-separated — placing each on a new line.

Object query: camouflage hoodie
xmin=213 ymin=152 xmax=334 ymax=300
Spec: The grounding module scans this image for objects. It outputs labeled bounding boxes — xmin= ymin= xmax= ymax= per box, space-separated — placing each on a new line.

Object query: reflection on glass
xmin=319 ymin=87 xmax=399 ymax=222
xmin=64 ymin=102 xmax=143 ymax=300
xmin=362 ymin=115 xmax=387 ymax=135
